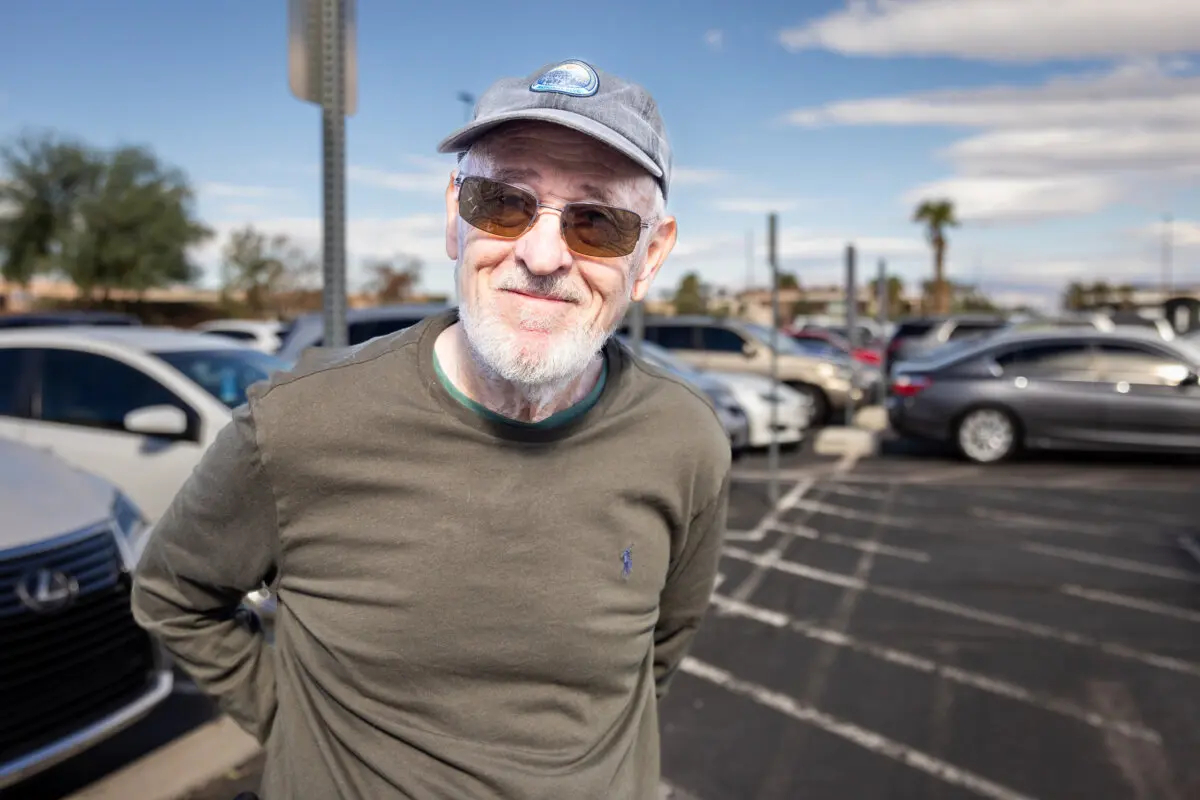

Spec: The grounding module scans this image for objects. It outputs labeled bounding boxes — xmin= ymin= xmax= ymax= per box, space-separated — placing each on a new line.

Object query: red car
xmin=785 ymin=327 xmax=882 ymax=366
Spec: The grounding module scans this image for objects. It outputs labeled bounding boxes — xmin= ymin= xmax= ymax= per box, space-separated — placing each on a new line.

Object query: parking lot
xmin=12 ymin=443 xmax=1200 ymax=800
xmin=660 ymin=444 xmax=1200 ymax=799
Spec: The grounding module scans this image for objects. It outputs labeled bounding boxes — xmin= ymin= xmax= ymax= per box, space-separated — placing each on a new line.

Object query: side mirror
xmin=124 ymin=405 xmax=188 ymax=437
xmin=742 ymin=342 xmax=759 ymax=358
xmin=1182 ymin=371 xmax=1199 ymax=388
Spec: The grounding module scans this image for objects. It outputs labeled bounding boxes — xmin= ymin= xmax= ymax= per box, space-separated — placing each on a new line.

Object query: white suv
xmin=0 ymin=437 xmax=173 ymax=789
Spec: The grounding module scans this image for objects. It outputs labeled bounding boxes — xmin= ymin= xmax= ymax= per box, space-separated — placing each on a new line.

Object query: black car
xmin=0 ymin=310 xmax=141 ymax=328
xmin=887 ymin=328 xmax=1200 ymax=463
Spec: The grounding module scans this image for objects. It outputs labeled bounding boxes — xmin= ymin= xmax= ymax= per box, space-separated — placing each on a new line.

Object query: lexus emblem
xmin=15 ymin=568 xmax=79 ymax=613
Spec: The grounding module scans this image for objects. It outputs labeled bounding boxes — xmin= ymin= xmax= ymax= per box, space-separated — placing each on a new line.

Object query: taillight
xmin=891 ymin=374 xmax=932 ymax=397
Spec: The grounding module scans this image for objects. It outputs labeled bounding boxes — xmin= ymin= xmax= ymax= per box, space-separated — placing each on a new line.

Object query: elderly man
xmin=132 ymin=59 xmax=730 ymax=799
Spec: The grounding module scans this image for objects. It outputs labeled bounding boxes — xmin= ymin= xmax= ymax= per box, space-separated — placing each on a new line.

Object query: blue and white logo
xmin=530 ymin=60 xmax=599 ymax=97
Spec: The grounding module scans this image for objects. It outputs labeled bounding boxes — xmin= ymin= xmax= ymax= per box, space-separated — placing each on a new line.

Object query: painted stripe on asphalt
xmin=708 ymin=592 xmax=1161 ymax=744
xmin=773 ymin=522 xmax=931 ymax=563
xmin=680 ymin=657 xmax=1037 ymax=800
xmin=729 ymin=479 xmax=816 ymax=600
xmin=1061 ymin=585 xmax=1200 ymax=624
xmin=1023 ymin=543 xmax=1200 ymax=583
xmin=721 ymin=546 xmax=1200 ymax=679
xmin=723 ymin=477 xmax=815 ymax=544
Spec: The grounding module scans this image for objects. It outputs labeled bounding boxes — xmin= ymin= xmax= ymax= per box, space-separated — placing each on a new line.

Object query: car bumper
xmin=0 ymin=668 xmax=174 ymax=789
xmin=886 ymin=396 xmax=950 ymax=442
xmin=746 ymin=402 xmax=808 ymax=447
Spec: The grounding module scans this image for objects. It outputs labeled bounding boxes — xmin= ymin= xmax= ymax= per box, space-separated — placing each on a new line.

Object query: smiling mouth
xmin=503 ymin=288 xmax=573 ymax=304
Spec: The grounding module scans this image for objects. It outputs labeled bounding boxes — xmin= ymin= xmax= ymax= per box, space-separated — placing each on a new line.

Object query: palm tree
xmin=913 ymin=199 xmax=959 ymax=315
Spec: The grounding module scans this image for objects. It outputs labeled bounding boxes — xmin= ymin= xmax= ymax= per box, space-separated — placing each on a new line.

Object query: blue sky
xmin=3 ymin=0 xmax=1198 ymax=309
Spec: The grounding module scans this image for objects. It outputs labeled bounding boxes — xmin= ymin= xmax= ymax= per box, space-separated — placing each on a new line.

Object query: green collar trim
xmin=432 ymin=351 xmax=607 ymax=429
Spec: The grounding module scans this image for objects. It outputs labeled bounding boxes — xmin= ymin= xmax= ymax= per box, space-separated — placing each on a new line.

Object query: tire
xmin=954 ymin=406 xmax=1020 ymax=464
xmin=787 ymin=382 xmax=829 ymax=427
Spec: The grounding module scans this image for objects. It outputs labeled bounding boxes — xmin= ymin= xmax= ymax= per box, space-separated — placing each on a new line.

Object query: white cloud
xmin=787 ymin=60 xmax=1200 ymax=223
xmin=199 ymin=182 xmax=288 ymax=199
xmin=902 ymin=175 xmax=1124 ymax=222
xmin=786 ymin=63 xmax=1200 ymax=130
xmin=779 ymin=0 xmax=1200 ymax=62
xmin=714 ymin=198 xmax=801 ymax=214
xmin=1141 ymin=218 xmax=1200 ymax=247
xmin=347 ymin=163 xmax=451 ymax=193
xmin=671 ymin=167 xmax=727 ymax=185
xmin=704 ymin=29 xmax=724 ymax=51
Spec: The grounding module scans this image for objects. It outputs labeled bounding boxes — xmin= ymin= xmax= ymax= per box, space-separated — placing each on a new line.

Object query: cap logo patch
xmin=530 ymin=60 xmax=599 ymax=97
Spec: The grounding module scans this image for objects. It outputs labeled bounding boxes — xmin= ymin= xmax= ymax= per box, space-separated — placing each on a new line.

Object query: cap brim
xmin=436 ymin=108 xmax=663 ymax=180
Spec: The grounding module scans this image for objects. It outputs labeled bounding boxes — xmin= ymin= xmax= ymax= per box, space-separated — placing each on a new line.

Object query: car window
xmin=893 ymin=321 xmax=936 ymax=339
xmin=740 ymin=323 xmax=811 ymax=356
xmin=0 ymin=348 xmax=29 ymax=417
xmin=1093 ymin=342 xmax=1192 ymax=386
xmin=649 ymin=325 xmax=698 ymax=350
xmin=948 ymin=321 xmax=1005 ymax=341
xmin=994 ymin=342 xmax=1094 ymax=377
xmin=701 ymin=326 xmax=748 ymax=352
xmin=312 ymin=317 xmax=424 ymax=347
xmin=37 ymin=349 xmax=189 ymax=431
xmin=156 ymin=349 xmax=288 ymax=408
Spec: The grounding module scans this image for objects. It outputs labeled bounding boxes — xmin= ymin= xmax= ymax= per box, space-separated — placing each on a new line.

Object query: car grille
xmin=0 ymin=526 xmax=158 ymax=766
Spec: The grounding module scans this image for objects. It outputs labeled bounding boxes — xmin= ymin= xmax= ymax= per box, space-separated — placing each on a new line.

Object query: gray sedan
xmin=887 ymin=329 xmax=1200 ymax=463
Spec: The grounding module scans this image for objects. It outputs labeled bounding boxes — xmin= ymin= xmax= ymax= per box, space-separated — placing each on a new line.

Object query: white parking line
xmin=970 ymin=508 xmax=1135 ymax=539
xmin=1061 ymin=585 xmax=1200 ymax=624
xmin=774 ymin=522 xmax=931 ymax=563
xmin=974 ymin=488 xmax=1194 ymax=528
xmin=721 ymin=546 xmax=1200 ymax=679
xmin=729 ymin=479 xmax=816 ymax=601
xmin=708 ymin=592 xmax=1162 ymax=744
xmin=724 ymin=478 xmax=815 ymax=544
xmin=1023 ymin=543 xmax=1200 ymax=584
xmin=679 ymin=657 xmax=1037 ymax=800
xmin=788 ymin=498 xmax=920 ymax=529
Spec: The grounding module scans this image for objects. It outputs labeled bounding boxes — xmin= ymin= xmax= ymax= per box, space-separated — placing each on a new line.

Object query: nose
xmin=513 ymin=208 xmax=572 ymax=276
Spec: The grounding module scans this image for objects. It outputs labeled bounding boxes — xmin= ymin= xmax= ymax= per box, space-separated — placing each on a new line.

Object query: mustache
xmin=495 ymin=272 xmax=585 ymax=303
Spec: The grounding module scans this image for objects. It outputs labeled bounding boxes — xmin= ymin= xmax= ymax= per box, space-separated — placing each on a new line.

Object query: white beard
xmin=458 ymin=293 xmax=612 ymax=389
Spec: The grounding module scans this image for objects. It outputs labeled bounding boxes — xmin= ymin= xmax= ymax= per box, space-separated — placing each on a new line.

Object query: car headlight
xmin=111 ymin=491 xmax=149 ymax=557
xmin=706 ymin=388 xmax=743 ymax=414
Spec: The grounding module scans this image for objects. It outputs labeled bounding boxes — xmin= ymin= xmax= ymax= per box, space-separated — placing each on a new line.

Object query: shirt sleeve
xmin=130 ymin=402 xmax=280 ymax=742
xmin=653 ymin=470 xmax=731 ymax=699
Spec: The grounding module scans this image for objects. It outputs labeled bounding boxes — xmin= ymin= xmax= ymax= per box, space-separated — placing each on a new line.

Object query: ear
xmin=630 ymin=216 xmax=677 ymax=303
xmin=445 ymin=171 xmax=459 ymax=262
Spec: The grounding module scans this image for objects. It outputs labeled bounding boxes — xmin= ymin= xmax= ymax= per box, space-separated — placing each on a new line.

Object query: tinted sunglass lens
xmin=563 ymin=204 xmax=643 ymax=258
xmin=458 ymin=177 xmax=535 ymax=237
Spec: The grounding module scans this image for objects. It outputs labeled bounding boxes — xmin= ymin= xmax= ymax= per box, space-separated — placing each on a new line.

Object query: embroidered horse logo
xmin=621 ymin=544 xmax=633 ymax=579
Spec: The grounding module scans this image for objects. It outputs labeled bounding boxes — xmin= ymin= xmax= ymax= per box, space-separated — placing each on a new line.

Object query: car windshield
xmin=740 ymin=323 xmax=813 ymax=356
xmin=155 ymin=349 xmax=289 ymax=408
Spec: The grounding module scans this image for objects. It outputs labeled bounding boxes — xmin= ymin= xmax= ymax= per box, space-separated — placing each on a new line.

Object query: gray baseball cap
xmin=437 ymin=60 xmax=673 ymax=201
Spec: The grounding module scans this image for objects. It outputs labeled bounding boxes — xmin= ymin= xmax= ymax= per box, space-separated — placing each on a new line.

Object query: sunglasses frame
xmin=453 ymin=174 xmax=654 ymax=258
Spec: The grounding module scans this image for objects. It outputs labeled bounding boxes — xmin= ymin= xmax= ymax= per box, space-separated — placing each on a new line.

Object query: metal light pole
xmin=319 ymin=0 xmax=348 ymax=347
xmin=767 ymin=212 xmax=780 ymax=505
xmin=288 ymin=0 xmax=356 ymax=349
xmin=1163 ymin=212 xmax=1174 ymax=297
xmin=845 ymin=243 xmax=857 ymax=426
xmin=876 ymin=258 xmax=888 ymax=330
xmin=457 ymin=91 xmax=475 ymax=124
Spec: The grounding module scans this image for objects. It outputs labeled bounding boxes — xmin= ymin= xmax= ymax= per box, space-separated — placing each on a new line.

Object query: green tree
xmin=913 ymin=199 xmax=959 ymax=315
xmin=673 ymin=272 xmax=707 ymax=315
xmin=62 ymin=145 xmax=211 ymax=299
xmin=776 ymin=271 xmax=799 ymax=291
xmin=0 ymin=131 xmax=100 ymax=286
xmin=869 ymin=275 xmax=905 ymax=316
xmin=1062 ymin=281 xmax=1086 ymax=311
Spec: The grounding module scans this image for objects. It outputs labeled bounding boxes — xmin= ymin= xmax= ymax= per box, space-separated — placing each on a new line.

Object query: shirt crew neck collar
xmin=417 ymin=308 xmax=623 ymax=444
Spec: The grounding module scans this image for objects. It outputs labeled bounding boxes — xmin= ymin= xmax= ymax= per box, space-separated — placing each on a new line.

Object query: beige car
xmin=626 ymin=316 xmax=870 ymax=424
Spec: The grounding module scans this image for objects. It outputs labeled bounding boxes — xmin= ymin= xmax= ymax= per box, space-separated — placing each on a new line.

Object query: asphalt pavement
xmin=661 ymin=443 xmax=1200 ymax=799
xmin=16 ymin=441 xmax=1200 ymax=800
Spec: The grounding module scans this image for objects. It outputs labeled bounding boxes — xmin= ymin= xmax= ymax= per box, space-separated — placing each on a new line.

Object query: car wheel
xmin=787 ymin=382 xmax=829 ymax=427
xmin=955 ymin=406 xmax=1019 ymax=464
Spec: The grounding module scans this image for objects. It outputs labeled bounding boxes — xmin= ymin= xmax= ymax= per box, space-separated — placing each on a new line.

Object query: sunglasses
xmin=454 ymin=175 xmax=652 ymax=258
